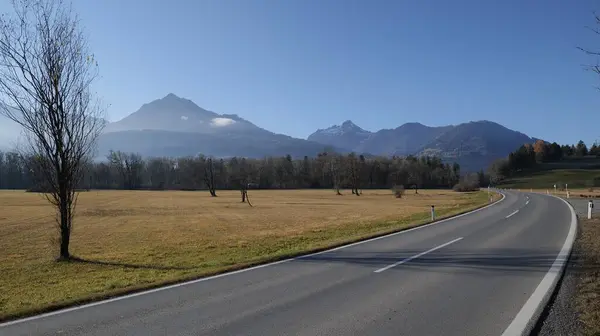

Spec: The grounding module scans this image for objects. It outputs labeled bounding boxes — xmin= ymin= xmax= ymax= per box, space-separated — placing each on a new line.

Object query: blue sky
xmin=7 ymin=0 xmax=600 ymax=145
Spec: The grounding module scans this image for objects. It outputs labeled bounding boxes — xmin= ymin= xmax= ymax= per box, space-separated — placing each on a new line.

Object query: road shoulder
xmin=537 ymin=198 xmax=600 ymax=336
xmin=536 ymin=224 xmax=584 ymax=336
xmin=575 ymin=215 xmax=600 ymax=335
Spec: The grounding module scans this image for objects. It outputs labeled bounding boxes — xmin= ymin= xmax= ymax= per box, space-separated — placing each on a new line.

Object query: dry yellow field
xmin=0 ymin=188 xmax=495 ymax=321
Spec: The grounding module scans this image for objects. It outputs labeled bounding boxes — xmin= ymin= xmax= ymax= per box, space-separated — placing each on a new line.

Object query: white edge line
xmin=500 ymin=194 xmax=577 ymax=336
xmin=374 ymin=237 xmax=463 ymax=273
xmin=0 ymin=191 xmax=507 ymax=328
xmin=506 ymin=210 xmax=519 ymax=219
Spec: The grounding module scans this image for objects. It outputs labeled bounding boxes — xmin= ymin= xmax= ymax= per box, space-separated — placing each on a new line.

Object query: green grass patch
xmin=499 ymin=169 xmax=600 ymax=189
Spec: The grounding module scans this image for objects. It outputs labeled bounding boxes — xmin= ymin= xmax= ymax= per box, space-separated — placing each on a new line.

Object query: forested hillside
xmin=488 ymin=139 xmax=600 ymax=188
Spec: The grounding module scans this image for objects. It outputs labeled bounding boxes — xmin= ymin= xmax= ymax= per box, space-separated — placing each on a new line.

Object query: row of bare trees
xmin=0 ymin=150 xmax=463 ymax=193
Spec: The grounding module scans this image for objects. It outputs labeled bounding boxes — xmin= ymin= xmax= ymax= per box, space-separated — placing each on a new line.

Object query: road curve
xmin=0 ymin=191 xmax=576 ymax=336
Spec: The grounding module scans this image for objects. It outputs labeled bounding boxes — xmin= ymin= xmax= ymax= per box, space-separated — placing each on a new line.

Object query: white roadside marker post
xmin=589 ymin=200 xmax=594 ymax=220
xmin=431 ymin=205 xmax=435 ymax=221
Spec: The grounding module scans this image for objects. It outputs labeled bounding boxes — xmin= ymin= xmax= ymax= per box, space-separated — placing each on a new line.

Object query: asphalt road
xmin=0 ymin=191 xmax=576 ymax=336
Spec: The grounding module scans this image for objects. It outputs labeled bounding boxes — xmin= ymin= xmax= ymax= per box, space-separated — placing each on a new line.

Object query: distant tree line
xmin=0 ymin=150 xmax=465 ymax=193
xmin=487 ymin=140 xmax=600 ymax=183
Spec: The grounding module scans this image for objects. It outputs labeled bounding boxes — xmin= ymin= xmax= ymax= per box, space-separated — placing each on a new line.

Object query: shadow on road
xmin=296 ymin=248 xmax=594 ymax=275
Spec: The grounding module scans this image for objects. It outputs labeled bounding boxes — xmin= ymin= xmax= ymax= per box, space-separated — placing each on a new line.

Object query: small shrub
xmin=453 ymin=183 xmax=480 ymax=192
xmin=392 ymin=185 xmax=405 ymax=198
xmin=453 ymin=173 xmax=480 ymax=192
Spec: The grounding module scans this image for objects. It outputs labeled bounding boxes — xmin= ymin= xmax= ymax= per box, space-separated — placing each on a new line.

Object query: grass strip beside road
xmin=0 ymin=189 xmax=499 ymax=322
xmin=512 ymin=188 xmax=600 ymax=200
xmin=576 ymin=217 xmax=600 ymax=336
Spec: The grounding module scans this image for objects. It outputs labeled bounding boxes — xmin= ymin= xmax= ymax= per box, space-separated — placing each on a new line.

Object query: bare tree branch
xmin=0 ymin=0 xmax=105 ymax=260
xmin=579 ymin=11 xmax=600 ymax=89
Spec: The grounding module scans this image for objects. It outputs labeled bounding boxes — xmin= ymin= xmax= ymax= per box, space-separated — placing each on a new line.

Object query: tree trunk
xmin=334 ymin=184 xmax=342 ymax=195
xmin=58 ymin=188 xmax=71 ymax=260
xmin=241 ymin=189 xmax=246 ymax=202
xmin=59 ymin=222 xmax=70 ymax=259
xmin=206 ymin=159 xmax=217 ymax=197
xmin=245 ymin=191 xmax=253 ymax=207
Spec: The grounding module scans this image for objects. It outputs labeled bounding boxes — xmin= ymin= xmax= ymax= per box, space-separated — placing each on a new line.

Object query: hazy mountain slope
xmin=357 ymin=123 xmax=453 ymax=156
xmin=98 ymin=94 xmax=343 ymax=159
xmin=104 ymin=93 xmax=268 ymax=136
xmin=307 ymin=121 xmax=453 ymax=156
xmin=97 ymin=130 xmax=334 ymax=159
xmin=416 ymin=120 xmax=535 ymax=171
xmin=418 ymin=120 xmax=533 ymax=157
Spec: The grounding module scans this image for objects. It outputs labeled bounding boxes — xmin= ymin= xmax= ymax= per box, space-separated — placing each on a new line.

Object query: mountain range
xmin=0 ymin=93 xmax=538 ymax=171
xmin=308 ymin=119 xmax=535 ymax=171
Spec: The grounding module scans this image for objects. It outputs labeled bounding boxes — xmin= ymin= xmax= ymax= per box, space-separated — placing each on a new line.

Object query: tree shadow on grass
xmin=69 ymin=256 xmax=196 ymax=271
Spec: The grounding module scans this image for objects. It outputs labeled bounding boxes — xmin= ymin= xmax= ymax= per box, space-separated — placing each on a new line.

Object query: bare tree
xmin=146 ymin=157 xmax=175 ymax=190
xmin=578 ymin=11 xmax=600 ymax=91
xmin=199 ymin=155 xmax=217 ymax=196
xmin=0 ymin=0 xmax=105 ymax=260
xmin=407 ymin=165 xmax=422 ymax=194
xmin=329 ymin=154 xmax=342 ymax=195
xmin=240 ymin=183 xmax=253 ymax=206
xmin=229 ymin=157 xmax=253 ymax=206
xmin=108 ymin=150 xmax=144 ymax=190
xmin=347 ymin=153 xmax=361 ymax=196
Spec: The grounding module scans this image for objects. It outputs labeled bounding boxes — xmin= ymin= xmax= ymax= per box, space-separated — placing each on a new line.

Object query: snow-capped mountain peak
xmin=307 ymin=120 xmax=372 ymax=150
xmin=315 ymin=120 xmax=370 ymax=136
